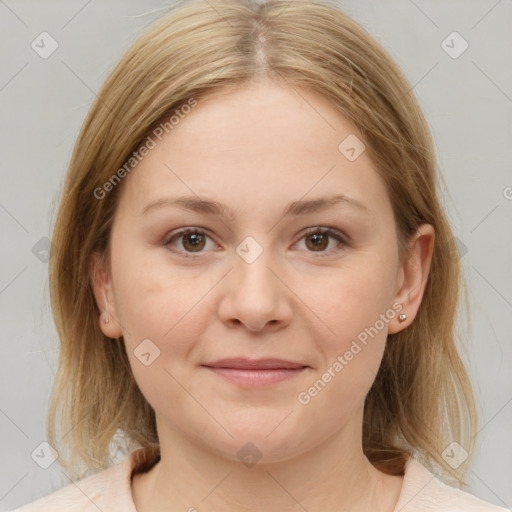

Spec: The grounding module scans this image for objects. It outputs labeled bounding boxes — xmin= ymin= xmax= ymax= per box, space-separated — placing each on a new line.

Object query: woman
xmin=12 ymin=0 xmax=508 ymax=510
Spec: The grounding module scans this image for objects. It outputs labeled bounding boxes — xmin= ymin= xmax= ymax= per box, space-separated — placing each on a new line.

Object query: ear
xmin=89 ymin=251 xmax=123 ymax=339
xmin=388 ymin=224 xmax=435 ymax=334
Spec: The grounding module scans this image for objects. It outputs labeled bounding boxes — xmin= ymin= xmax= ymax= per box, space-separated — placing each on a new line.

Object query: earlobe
xmin=388 ymin=224 xmax=435 ymax=334
xmin=89 ymin=251 xmax=123 ymax=339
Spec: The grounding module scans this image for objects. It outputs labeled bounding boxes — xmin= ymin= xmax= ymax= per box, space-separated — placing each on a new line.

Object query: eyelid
xmin=300 ymin=225 xmax=350 ymax=244
xmin=162 ymin=227 xmax=217 ymax=255
xmin=294 ymin=226 xmax=350 ymax=257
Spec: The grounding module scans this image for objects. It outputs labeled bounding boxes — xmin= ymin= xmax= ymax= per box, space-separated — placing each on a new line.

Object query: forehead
xmin=117 ymin=81 xmax=390 ymax=221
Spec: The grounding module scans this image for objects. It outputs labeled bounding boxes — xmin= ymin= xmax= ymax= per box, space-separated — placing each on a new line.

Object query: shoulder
xmin=8 ymin=448 xmax=152 ymax=512
xmin=395 ymin=457 xmax=510 ymax=512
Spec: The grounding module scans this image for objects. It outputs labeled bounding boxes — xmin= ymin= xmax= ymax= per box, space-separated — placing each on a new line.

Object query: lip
xmin=202 ymin=358 xmax=307 ymax=370
xmin=202 ymin=358 xmax=309 ymax=387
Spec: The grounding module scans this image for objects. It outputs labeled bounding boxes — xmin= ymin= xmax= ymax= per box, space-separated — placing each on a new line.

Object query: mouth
xmin=201 ymin=358 xmax=310 ymax=386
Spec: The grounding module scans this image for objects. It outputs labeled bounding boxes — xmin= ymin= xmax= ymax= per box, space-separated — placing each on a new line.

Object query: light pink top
xmin=11 ymin=447 xmax=509 ymax=511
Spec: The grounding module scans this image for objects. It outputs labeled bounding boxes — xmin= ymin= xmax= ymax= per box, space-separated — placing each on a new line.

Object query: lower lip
xmin=204 ymin=366 xmax=307 ymax=386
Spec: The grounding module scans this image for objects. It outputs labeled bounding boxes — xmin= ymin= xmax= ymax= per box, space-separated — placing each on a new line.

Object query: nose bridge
xmin=233 ymin=233 xmax=279 ymax=299
xmin=219 ymin=233 xmax=291 ymax=331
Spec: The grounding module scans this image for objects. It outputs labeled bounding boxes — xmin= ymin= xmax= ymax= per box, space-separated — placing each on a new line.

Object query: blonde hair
xmin=48 ymin=0 xmax=478 ymax=486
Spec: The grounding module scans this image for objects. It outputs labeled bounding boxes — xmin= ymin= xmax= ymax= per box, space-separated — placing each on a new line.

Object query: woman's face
xmin=92 ymin=80 xmax=433 ymax=463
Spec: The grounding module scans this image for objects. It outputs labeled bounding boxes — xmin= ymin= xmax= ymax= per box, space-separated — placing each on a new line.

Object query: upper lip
xmin=202 ymin=358 xmax=308 ymax=370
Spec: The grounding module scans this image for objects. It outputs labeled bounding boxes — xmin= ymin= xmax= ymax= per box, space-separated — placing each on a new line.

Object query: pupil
xmin=309 ymin=233 xmax=327 ymax=251
xmin=185 ymin=233 xmax=204 ymax=251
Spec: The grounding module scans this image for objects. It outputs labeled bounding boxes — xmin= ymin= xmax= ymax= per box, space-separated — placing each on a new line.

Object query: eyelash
xmin=162 ymin=226 xmax=350 ymax=258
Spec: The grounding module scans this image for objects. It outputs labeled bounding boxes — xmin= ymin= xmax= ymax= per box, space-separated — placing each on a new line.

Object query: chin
xmin=201 ymin=421 xmax=312 ymax=466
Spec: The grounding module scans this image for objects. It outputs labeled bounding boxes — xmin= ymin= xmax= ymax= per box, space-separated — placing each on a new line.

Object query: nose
xmin=217 ymin=248 xmax=293 ymax=333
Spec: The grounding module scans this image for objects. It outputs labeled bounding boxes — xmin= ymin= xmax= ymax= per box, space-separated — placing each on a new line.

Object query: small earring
xmin=103 ymin=313 xmax=109 ymax=324
xmin=398 ymin=313 xmax=407 ymax=323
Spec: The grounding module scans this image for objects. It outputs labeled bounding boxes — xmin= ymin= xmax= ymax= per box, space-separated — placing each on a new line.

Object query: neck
xmin=132 ymin=407 xmax=403 ymax=512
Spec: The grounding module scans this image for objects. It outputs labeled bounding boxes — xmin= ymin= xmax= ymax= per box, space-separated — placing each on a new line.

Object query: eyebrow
xmin=140 ymin=193 xmax=370 ymax=219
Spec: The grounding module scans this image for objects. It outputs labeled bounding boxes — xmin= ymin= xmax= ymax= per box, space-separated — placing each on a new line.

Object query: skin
xmin=90 ymin=79 xmax=434 ymax=512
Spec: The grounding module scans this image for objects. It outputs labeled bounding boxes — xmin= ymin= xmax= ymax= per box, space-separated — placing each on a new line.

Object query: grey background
xmin=1 ymin=0 xmax=511 ymax=510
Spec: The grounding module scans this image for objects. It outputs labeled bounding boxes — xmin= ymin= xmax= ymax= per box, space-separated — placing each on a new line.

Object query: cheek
xmin=112 ymin=259 xmax=218 ymax=420
xmin=112 ymin=251 xmax=218 ymax=358
xmin=112 ymin=266 xmax=242 ymax=430
xmin=294 ymin=257 xmax=394 ymax=407
xmin=296 ymin=298 xmax=389 ymax=431
xmin=303 ymin=256 xmax=395 ymax=345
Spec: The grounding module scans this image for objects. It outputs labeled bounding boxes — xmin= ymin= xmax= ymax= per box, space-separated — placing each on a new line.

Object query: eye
xmin=295 ymin=227 xmax=349 ymax=256
xmin=163 ymin=226 xmax=349 ymax=258
xmin=163 ymin=228 xmax=216 ymax=256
